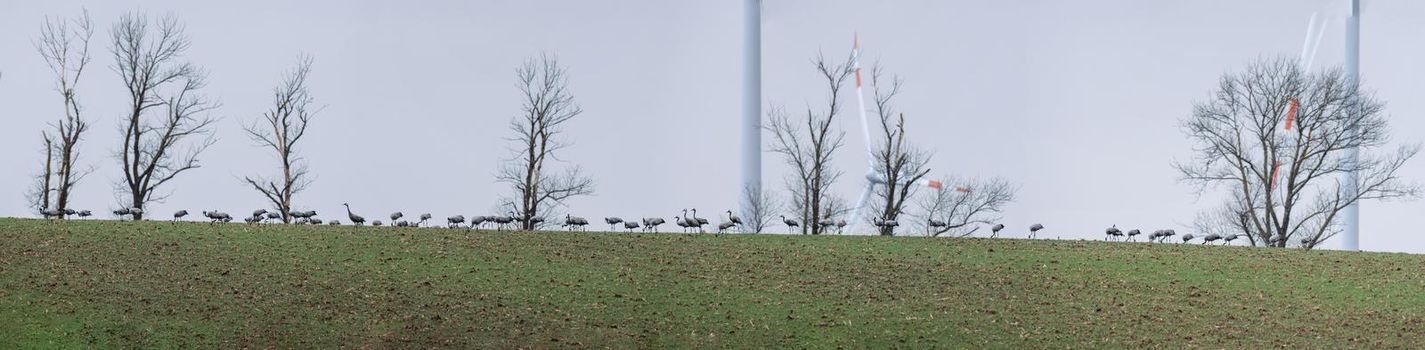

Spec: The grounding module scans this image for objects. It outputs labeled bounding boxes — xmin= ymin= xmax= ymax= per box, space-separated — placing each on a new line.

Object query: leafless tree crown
xmin=496 ymin=53 xmax=594 ymax=230
xmin=866 ymin=65 xmax=932 ymax=236
xmin=1176 ymin=57 xmax=1419 ymax=249
xmin=244 ymin=56 xmax=318 ymax=223
xmin=767 ymin=52 xmax=853 ymax=235
xmin=111 ymin=12 xmax=219 ymax=219
xmin=915 ymin=176 xmax=1018 ymax=237
xmin=29 ymin=10 xmax=96 ymax=217
xmin=740 ymin=183 xmax=779 ymax=234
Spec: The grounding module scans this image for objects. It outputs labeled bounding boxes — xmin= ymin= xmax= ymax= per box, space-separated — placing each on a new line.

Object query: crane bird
xmin=310 ymin=218 xmax=324 ymax=225
xmin=691 ymin=209 xmax=709 ymax=232
xmin=173 ymin=210 xmax=189 ymax=222
xmin=125 ymin=208 xmax=143 ymax=220
xmin=991 ymin=223 xmax=1005 ymax=238
xmin=470 ymin=216 xmax=489 ymax=230
xmin=418 ymin=213 xmax=432 ymax=227
xmin=873 ymin=218 xmax=899 ymax=235
xmin=928 ymin=219 xmax=948 ymax=230
xmin=1181 ymin=233 xmax=1195 ymax=243
xmin=390 ymin=212 xmax=403 ymax=224
xmin=1105 ymin=225 xmax=1123 ymax=241
xmin=329 ymin=220 xmax=341 ymax=226
xmin=252 ymin=209 xmax=268 ymax=219
xmin=112 ymin=208 xmax=131 ymax=220
xmin=447 ymin=215 xmax=466 ymax=228
xmin=1126 ymin=229 xmax=1141 ymax=242
xmin=564 ymin=215 xmax=589 ymax=231
xmin=492 ymin=215 xmax=514 ymax=230
xmin=1029 ymin=224 xmax=1044 ymax=239
xmin=781 ymin=215 xmax=800 ymax=233
xmin=342 ymin=203 xmax=366 ymax=226
xmin=1203 ymin=233 xmax=1222 ymax=244
xmin=642 ymin=217 xmax=665 ymax=233
xmin=835 ymin=219 xmax=848 ymax=234
xmin=726 ymin=210 xmax=742 ymax=226
xmin=605 ymin=217 xmax=624 ymax=231
xmin=678 ymin=209 xmax=698 ymax=233
xmin=373 ymin=220 xmax=385 ymax=227
xmin=818 ymin=217 xmax=836 ymax=232
xmin=624 ymin=221 xmax=641 ymax=232
xmin=202 ymin=211 xmax=231 ymax=224
xmin=39 ymin=209 xmax=62 ymax=220
xmin=674 ymin=216 xmax=689 ymax=233
xmin=1223 ymin=233 xmax=1240 ymax=245
xmin=244 ymin=216 xmax=261 ymax=224
xmin=717 ymin=221 xmax=736 ymax=234
xmin=77 ymin=210 xmax=91 ymax=219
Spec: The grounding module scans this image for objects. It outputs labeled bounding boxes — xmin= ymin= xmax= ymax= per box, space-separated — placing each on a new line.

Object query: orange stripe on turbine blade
xmin=855 ymin=69 xmax=861 ymax=87
xmin=927 ymin=180 xmax=942 ymax=189
xmin=1285 ymin=98 xmax=1299 ymax=130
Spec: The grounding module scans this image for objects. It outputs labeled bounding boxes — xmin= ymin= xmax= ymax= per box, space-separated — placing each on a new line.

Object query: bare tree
xmin=111 ymin=13 xmax=218 ymax=219
xmin=767 ymin=52 xmax=852 ymax=235
xmin=1176 ymin=57 xmax=1419 ymax=249
xmin=26 ymin=134 xmax=57 ymax=213
xmin=740 ymin=183 xmax=778 ymax=233
xmin=864 ymin=66 xmax=932 ymax=236
xmin=243 ymin=56 xmax=317 ymax=224
xmin=915 ymin=176 xmax=1018 ymax=237
xmin=33 ymin=10 xmax=96 ymax=217
xmin=496 ymin=53 xmax=594 ymax=230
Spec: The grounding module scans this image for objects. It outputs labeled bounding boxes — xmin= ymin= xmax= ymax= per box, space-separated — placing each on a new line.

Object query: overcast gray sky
xmin=3 ymin=0 xmax=1423 ymax=252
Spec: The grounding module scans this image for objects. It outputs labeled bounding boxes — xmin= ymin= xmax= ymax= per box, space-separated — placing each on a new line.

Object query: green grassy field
xmin=1 ymin=218 xmax=1422 ymax=348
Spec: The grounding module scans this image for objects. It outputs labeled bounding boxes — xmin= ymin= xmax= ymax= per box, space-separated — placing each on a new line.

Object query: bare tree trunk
xmin=1177 ymin=57 xmax=1419 ymax=249
xmin=111 ymin=13 xmax=218 ymax=219
xmin=497 ymin=53 xmax=594 ymax=230
xmin=35 ymin=10 xmax=95 ymax=218
xmin=28 ymin=133 xmax=57 ymax=213
xmin=244 ymin=56 xmax=317 ymax=224
xmin=767 ymin=52 xmax=852 ymax=235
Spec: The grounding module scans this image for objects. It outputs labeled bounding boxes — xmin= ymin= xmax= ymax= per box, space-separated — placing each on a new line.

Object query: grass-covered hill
xmin=1 ymin=218 xmax=1421 ymax=348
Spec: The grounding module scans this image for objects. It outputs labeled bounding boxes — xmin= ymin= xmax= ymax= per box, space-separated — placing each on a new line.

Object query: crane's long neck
xmin=344 ymin=204 xmax=353 ymax=217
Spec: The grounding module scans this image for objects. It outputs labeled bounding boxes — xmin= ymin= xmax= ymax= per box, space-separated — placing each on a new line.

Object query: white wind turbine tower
xmin=1341 ymin=0 xmax=1361 ymax=251
xmin=1283 ymin=0 xmax=1360 ymax=250
xmin=740 ymin=0 xmax=762 ymax=227
xmin=845 ymin=35 xmax=944 ymax=235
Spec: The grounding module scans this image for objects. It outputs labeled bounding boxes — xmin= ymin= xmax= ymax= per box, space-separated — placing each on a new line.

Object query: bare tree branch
xmin=864 ymin=64 xmax=933 ymax=235
xmin=110 ymin=12 xmax=219 ymax=219
xmin=766 ymin=51 xmax=852 ymax=235
xmin=497 ymin=53 xmax=594 ymax=230
xmin=33 ymin=9 xmax=95 ymax=218
xmin=740 ymin=182 xmax=779 ymax=233
xmin=1177 ymin=57 xmax=1420 ymax=249
xmin=913 ymin=176 xmax=1018 ymax=237
xmin=243 ymin=55 xmax=317 ymax=223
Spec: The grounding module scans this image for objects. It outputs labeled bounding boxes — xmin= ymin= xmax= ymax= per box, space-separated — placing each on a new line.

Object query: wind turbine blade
xmin=847 ymin=182 xmax=875 ymax=235
xmin=853 ymin=33 xmax=875 ymax=163
xmin=1299 ymin=12 xmax=1322 ymax=69
xmin=1305 ymin=18 xmax=1328 ymax=70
